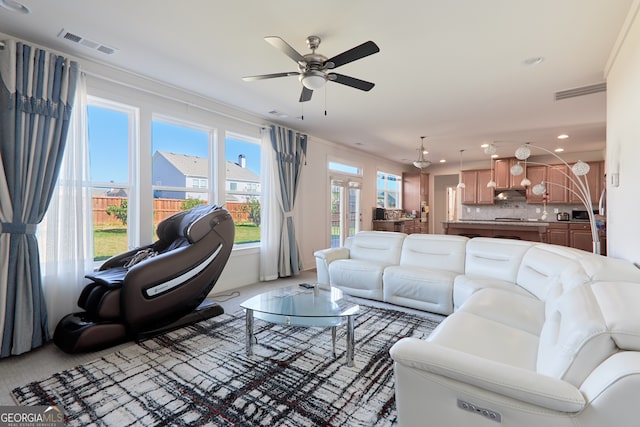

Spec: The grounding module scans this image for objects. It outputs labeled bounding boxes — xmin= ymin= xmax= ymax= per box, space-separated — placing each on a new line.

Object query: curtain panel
xmin=269 ymin=125 xmax=307 ymax=278
xmin=0 ymin=40 xmax=80 ymax=357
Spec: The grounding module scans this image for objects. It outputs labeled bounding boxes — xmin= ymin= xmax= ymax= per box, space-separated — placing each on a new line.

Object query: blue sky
xmin=88 ymin=105 xmax=261 ymax=183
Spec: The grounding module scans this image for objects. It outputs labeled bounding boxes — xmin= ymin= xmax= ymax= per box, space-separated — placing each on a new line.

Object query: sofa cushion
xmin=464 ymin=237 xmax=533 ymax=283
xmin=592 ymin=281 xmax=640 ymax=351
xmin=428 ymin=311 xmax=539 ymax=370
xmin=383 ymin=266 xmax=456 ymax=314
xmin=398 ymin=234 xmax=468 ymax=272
xmin=458 ymin=288 xmax=545 ymax=336
xmin=580 ymin=254 xmax=640 ymax=283
xmin=453 ymin=274 xmax=535 ymax=310
xmin=345 ymin=231 xmax=406 ymax=264
xmin=516 ymin=244 xmax=587 ymax=300
xmin=537 ymin=285 xmax=617 ymax=386
xmin=328 ymin=259 xmax=389 ymax=300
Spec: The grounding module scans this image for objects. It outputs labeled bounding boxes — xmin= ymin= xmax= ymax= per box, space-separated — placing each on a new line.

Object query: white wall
xmin=605 ymin=0 xmax=640 ymax=263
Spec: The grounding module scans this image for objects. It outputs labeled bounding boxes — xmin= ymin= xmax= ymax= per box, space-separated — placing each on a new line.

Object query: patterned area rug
xmin=12 ymin=305 xmax=440 ymax=426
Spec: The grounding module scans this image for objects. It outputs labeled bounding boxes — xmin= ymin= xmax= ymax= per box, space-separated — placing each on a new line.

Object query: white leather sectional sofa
xmin=314 ymin=231 xmax=640 ymax=426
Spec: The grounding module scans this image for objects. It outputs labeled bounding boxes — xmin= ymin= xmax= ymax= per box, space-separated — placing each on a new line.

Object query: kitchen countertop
xmin=444 ymin=219 xmax=550 ymax=227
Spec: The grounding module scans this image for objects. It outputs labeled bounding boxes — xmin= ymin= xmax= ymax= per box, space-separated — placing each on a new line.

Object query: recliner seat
xmin=54 ymin=204 xmax=234 ymax=353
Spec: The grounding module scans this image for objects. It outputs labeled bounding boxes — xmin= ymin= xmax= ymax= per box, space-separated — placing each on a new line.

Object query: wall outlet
xmin=536 ymin=208 xmax=541 ymax=213
xmin=476 ymin=207 xmax=480 ymax=212
xmin=554 ymin=208 xmax=559 ymax=214
xmin=466 ymin=207 xmax=471 ymax=213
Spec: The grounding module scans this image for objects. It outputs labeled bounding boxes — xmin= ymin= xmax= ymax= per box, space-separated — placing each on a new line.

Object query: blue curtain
xmin=270 ymin=125 xmax=307 ymax=277
xmin=0 ymin=40 xmax=79 ymax=357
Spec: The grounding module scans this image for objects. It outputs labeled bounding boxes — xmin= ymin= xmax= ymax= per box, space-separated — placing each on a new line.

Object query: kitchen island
xmin=443 ymin=219 xmax=549 ymax=242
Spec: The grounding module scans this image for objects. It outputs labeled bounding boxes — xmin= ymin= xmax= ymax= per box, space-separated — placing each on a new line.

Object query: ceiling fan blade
xmin=242 ymin=72 xmax=299 ymax=81
xmin=264 ymin=36 xmax=305 ymax=63
xmin=299 ymin=87 xmax=313 ymax=102
xmin=329 ymin=73 xmax=375 ymax=91
xmin=325 ymin=41 xmax=379 ymax=69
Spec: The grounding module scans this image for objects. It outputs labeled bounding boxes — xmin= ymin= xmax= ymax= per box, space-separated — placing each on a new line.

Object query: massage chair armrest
xmin=389 ymin=338 xmax=585 ymax=413
xmin=99 ymin=243 xmax=156 ymax=270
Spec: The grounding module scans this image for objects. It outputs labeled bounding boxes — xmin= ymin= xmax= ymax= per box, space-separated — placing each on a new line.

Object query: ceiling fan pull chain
xmin=324 ymin=85 xmax=328 ymax=116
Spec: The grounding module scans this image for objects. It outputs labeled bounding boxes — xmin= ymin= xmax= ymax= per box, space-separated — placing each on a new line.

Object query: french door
xmin=330 ymin=178 xmax=361 ymax=248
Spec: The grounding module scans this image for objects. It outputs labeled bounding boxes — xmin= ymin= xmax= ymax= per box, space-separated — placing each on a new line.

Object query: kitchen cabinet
xmin=570 ymin=222 xmax=594 ymax=252
xmin=402 ymin=172 xmax=429 ymax=215
xmin=569 ymin=161 xmax=604 ymax=204
xmin=525 ymin=165 xmax=547 ymax=203
xmin=547 ymin=222 xmax=569 ymax=246
xmin=372 ymin=219 xmax=425 ymax=234
xmin=461 ymin=169 xmax=494 ymax=205
xmin=494 ymin=158 xmax=526 ymax=189
xmin=547 ymin=165 xmax=568 ymax=203
xmin=494 ymin=159 xmax=510 ymax=189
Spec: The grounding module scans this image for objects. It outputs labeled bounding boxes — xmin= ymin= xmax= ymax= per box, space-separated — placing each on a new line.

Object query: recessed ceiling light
xmin=524 ymin=56 xmax=544 ymax=66
xmin=439 ymin=159 xmax=446 ymax=163
xmin=491 ymin=154 xmax=498 ymax=158
xmin=480 ymin=143 xmax=489 ymax=148
xmin=557 ymin=134 xmax=569 ymax=139
xmin=0 ymin=0 xmax=30 ymax=13
xmin=554 ymin=148 xmax=565 ymax=153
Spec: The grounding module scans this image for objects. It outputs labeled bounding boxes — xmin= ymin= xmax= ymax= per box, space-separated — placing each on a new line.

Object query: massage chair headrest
xmin=155 ymin=204 xmax=223 ymax=246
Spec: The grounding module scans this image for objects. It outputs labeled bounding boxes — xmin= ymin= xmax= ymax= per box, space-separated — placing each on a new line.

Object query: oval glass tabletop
xmin=240 ymin=285 xmax=359 ymax=318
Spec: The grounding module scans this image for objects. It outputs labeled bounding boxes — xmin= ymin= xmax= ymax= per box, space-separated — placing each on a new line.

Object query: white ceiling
xmin=0 ymin=0 xmax=633 ymax=165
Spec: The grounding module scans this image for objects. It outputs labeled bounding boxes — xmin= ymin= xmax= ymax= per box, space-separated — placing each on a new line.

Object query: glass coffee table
xmin=240 ymin=285 xmax=360 ymax=366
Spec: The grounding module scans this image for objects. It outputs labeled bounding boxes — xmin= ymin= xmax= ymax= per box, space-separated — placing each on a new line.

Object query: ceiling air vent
xmin=57 ymin=29 xmax=118 ymax=55
xmin=555 ymin=82 xmax=606 ymax=101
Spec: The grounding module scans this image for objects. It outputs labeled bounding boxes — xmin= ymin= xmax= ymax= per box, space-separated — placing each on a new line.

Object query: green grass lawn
xmin=94 ymin=224 xmax=261 ymax=261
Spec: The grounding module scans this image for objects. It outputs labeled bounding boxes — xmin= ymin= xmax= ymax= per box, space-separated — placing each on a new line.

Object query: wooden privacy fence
xmin=93 ymin=197 xmax=251 ymax=226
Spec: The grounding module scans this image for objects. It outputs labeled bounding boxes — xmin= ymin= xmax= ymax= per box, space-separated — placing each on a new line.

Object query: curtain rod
xmin=82 ymin=69 xmax=268 ymax=129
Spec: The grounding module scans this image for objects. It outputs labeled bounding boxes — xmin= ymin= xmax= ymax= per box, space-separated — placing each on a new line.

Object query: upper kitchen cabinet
xmin=402 ymin=171 xmax=429 ymax=214
xmin=525 ymin=165 xmax=547 ymax=203
xmin=494 ymin=158 xmax=525 ymax=189
xmin=494 ymin=159 xmax=510 ymax=189
xmin=569 ymin=161 xmax=604 ymax=204
xmin=461 ymin=169 xmax=494 ymax=205
xmin=547 ymin=165 xmax=568 ymax=203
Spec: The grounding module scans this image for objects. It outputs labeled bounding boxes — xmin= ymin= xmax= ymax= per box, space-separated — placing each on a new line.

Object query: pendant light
xmin=456 ymin=149 xmax=465 ymax=189
xmin=413 ymin=136 xmax=431 ymax=169
xmin=484 ymin=144 xmax=497 ymax=188
xmin=518 ymin=143 xmax=531 ymax=187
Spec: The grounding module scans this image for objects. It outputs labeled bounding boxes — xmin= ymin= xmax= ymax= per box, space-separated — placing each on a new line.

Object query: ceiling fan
xmin=242 ymin=35 xmax=380 ymax=102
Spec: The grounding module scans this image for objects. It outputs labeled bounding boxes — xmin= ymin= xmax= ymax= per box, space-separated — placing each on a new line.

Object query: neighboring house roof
xmin=226 ymin=161 xmax=259 ymax=183
xmin=154 ymin=151 xmax=259 ymax=182
xmin=155 ymin=151 xmax=208 ymax=178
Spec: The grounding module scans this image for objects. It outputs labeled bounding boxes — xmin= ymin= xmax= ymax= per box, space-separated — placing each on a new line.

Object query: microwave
xmin=571 ymin=209 xmax=598 ymax=221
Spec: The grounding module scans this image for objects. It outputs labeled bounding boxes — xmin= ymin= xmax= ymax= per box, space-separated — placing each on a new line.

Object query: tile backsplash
xmin=460 ymin=201 xmax=592 ymax=221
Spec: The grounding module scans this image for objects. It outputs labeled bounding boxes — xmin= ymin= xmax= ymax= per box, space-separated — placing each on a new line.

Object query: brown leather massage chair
xmin=54 ymin=204 xmax=234 ymax=353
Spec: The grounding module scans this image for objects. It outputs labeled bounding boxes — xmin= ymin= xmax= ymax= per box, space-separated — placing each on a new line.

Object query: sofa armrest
xmin=390 ymin=338 xmax=585 ymax=412
xmin=314 ymin=247 xmax=350 ymax=286
xmin=314 ymin=247 xmax=350 ymax=263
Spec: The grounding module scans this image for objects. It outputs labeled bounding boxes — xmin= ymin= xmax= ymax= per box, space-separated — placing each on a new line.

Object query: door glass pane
xmin=348 ymin=186 xmax=361 ymax=237
xmin=331 ymin=183 xmax=344 ymax=248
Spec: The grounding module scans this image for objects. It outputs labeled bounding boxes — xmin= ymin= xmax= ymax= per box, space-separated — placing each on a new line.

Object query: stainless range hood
xmin=494 ymin=189 xmax=526 ymax=201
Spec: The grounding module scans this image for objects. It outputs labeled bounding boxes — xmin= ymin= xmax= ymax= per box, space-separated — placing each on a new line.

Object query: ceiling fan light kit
xmin=243 ymin=35 xmax=379 ymax=103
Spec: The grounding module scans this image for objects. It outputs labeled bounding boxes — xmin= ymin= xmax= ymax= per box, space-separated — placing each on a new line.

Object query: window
xmin=377 ymin=171 xmax=401 ymax=208
xmin=225 ymin=132 xmax=261 ymax=245
xmin=151 ymin=118 xmax=211 ymax=233
xmin=329 ymin=161 xmax=362 ymax=176
xmin=87 ymin=99 xmax=136 ymax=262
